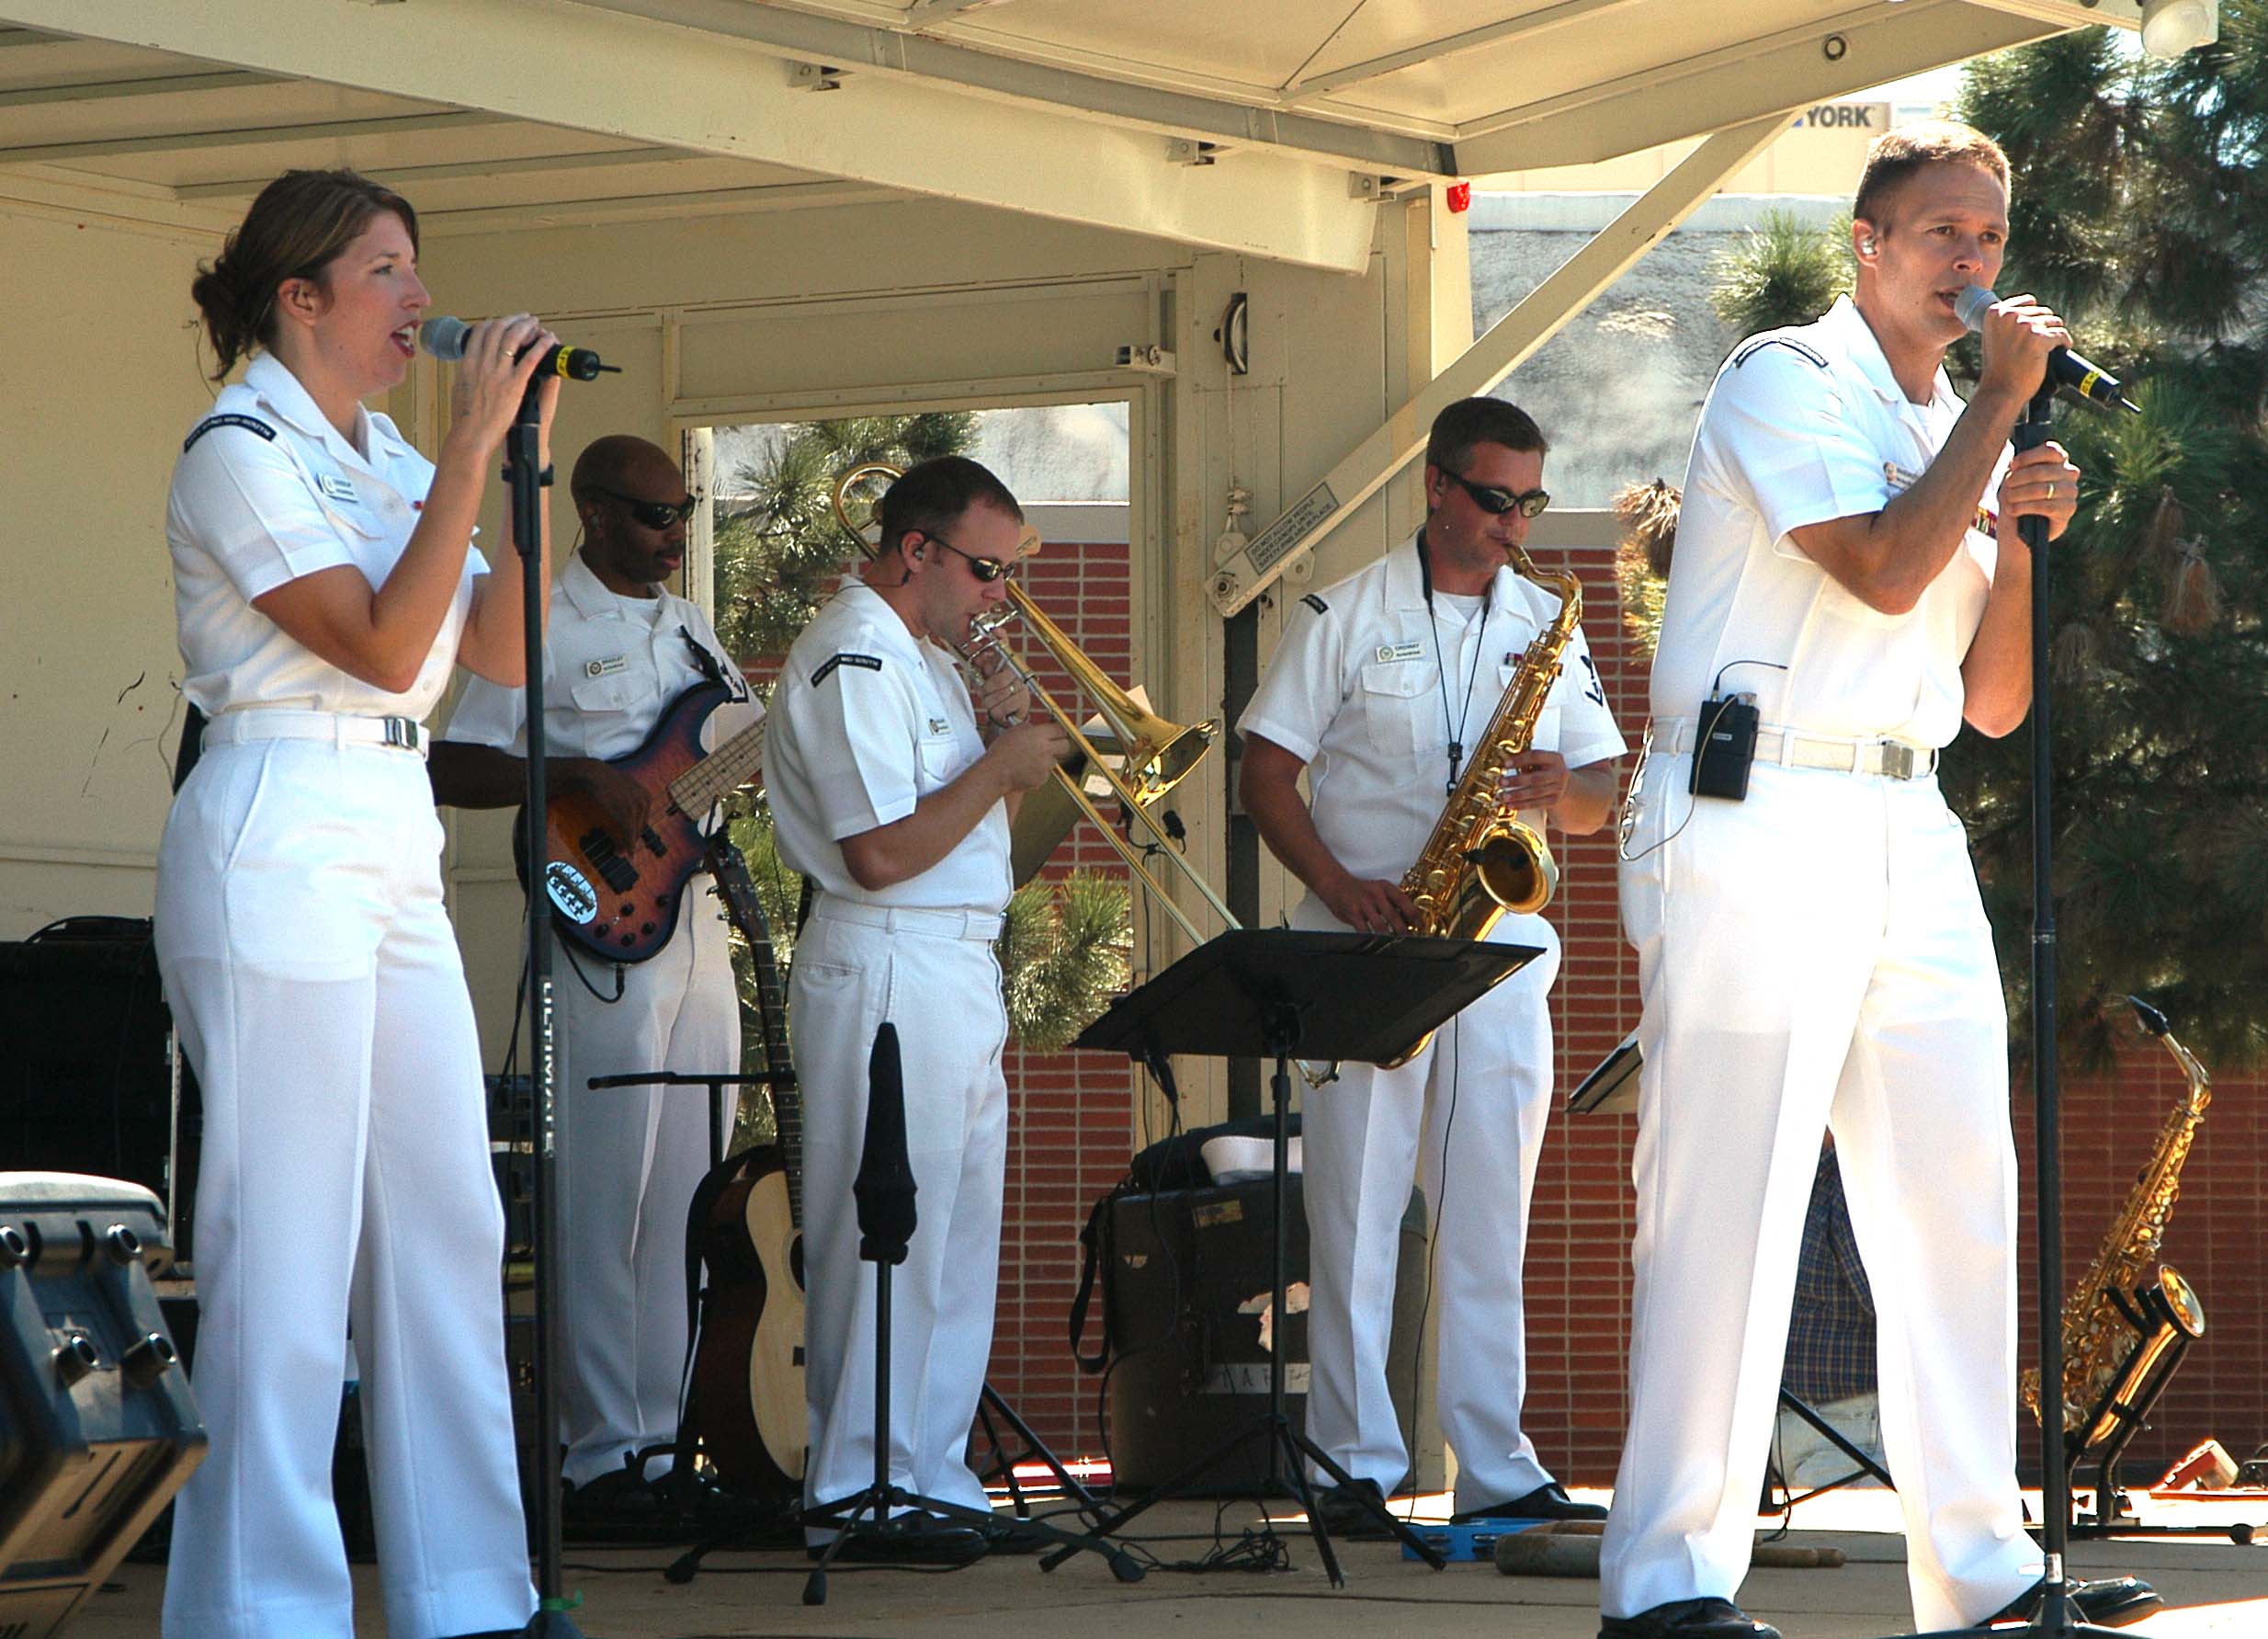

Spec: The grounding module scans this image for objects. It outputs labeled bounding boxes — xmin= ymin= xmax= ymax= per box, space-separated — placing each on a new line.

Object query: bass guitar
xmin=536 ymin=679 xmax=765 ymax=964
xmin=686 ymin=839 xmax=807 ymax=1500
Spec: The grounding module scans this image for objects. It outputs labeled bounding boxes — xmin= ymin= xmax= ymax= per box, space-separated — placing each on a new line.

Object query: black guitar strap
xmin=679 ymin=625 xmax=749 ymax=700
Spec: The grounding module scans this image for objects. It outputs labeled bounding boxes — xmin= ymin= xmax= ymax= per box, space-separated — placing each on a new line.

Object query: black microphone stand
xmin=505 ymin=377 xmax=586 ymax=1638
xmin=1905 ymin=386 xmax=2149 ymax=1639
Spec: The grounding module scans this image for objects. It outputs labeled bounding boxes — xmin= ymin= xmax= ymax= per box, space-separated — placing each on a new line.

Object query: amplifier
xmin=0 ymin=1172 xmax=206 ymax=1637
xmin=1103 ymin=1176 xmax=1425 ymax=1496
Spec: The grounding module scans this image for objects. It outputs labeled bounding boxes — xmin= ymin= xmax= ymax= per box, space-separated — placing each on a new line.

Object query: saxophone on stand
xmin=2021 ymin=996 xmax=2212 ymax=1522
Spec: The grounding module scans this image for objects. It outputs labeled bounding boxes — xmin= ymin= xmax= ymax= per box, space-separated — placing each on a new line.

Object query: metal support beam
xmin=1451 ymin=0 xmax=2063 ymax=171
xmin=1208 ymin=112 xmax=1790 ymax=617
xmin=902 ymin=0 xmax=1016 ymax=23
xmin=172 ymin=143 xmax=673 ymax=200
xmin=0 ymin=108 xmax=510 ymax=166
xmin=1284 ymin=0 xmax=1650 ymax=102
xmin=1956 ymin=0 xmax=2146 ymax=29
xmin=0 ymin=69 xmax=283 ymax=108
xmin=579 ymin=0 xmax=1452 ymax=177
xmin=11 ymin=0 xmax=1391 ymax=273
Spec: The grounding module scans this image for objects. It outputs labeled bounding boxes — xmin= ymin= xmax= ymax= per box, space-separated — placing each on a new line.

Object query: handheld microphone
xmin=1954 ymin=286 xmax=2139 ymax=414
xmin=416 ymin=315 xmax=619 ymax=381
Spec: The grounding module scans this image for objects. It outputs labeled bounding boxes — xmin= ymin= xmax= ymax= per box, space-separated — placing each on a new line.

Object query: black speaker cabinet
xmin=0 ymin=924 xmax=198 ymax=1264
xmin=0 ymin=1172 xmax=206 ymax=1637
xmin=1104 ymin=1176 xmax=1426 ymax=1496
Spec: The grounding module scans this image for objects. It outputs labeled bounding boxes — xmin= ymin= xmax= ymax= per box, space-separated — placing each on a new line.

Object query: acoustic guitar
xmin=536 ymin=679 xmax=765 ymax=964
xmin=687 ymin=840 xmax=807 ymax=1499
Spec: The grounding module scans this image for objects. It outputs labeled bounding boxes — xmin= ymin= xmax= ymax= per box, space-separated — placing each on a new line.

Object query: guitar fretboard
xmin=670 ymin=714 xmax=766 ymax=817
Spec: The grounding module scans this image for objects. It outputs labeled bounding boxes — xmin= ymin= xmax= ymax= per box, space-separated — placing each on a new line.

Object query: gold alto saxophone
xmin=2021 ymin=997 xmax=2210 ymax=1458
xmin=1378 ymin=542 xmax=1582 ymax=1069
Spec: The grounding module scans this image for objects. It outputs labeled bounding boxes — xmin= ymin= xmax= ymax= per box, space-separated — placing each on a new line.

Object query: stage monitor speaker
xmin=1103 ymin=1176 xmax=1426 ymax=1496
xmin=0 ymin=1172 xmax=207 ymax=1638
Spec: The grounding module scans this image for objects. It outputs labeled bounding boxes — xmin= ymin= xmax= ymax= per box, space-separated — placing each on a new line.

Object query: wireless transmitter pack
xmin=1688 ymin=693 xmax=1759 ymax=800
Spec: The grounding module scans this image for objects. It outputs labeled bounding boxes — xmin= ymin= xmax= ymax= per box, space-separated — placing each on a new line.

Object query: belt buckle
xmin=1879 ymin=742 xmax=1919 ymax=780
xmin=381 ymin=717 xmax=422 ymax=753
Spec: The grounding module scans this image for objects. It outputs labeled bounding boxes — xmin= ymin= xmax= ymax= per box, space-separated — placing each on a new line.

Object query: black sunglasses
xmin=918 ymin=530 xmax=1014 ymax=584
xmin=593 ymin=486 xmax=699 ymax=529
xmin=1446 ymin=469 xmax=1551 ymax=519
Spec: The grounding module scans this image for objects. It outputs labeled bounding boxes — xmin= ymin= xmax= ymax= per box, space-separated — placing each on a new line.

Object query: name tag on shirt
xmin=1375 ymin=642 xmax=1425 ymax=664
xmin=317 ymin=472 xmax=359 ymax=504
xmin=927 ymin=716 xmax=951 ymax=735
xmin=585 ymin=654 xmax=631 ymax=678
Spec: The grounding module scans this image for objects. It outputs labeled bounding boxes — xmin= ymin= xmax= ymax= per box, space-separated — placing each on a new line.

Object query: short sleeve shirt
xmin=1650 ymin=296 xmax=2008 ymax=747
xmin=444 ymin=551 xmax=761 ymax=825
xmin=765 ymin=583 xmax=1012 ymax=912
xmin=167 ymin=350 xmax=483 ymax=722
xmin=1238 ymin=532 xmax=1626 ymax=899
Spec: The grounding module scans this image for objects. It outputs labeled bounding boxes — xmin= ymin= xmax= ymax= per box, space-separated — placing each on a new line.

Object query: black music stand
xmin=1041 ymin=928 xmax=1539 ymax=1586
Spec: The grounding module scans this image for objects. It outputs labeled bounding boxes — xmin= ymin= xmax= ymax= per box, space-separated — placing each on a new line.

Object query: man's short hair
xmin=878 ymin=456 xmax=1022 ymax=552
xmin=1425 ymin=397 xmax=1549 ymax=475
xmin=571 ymin=434 xmax=674 ymax=501
xmin=1853 ymin=120 xmax=2011 ymax=232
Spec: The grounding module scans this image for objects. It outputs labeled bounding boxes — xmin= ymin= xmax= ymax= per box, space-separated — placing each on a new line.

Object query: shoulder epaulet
xmin=1300 ymin=592 xmax=1329 ymax=616
xmin=1732 ymin=336 xmax=1829 ymax=371
xmin=182 ymin=413 xmax=278 ymax=453
xmin=811 ymin=652 xmax=883 ymax=687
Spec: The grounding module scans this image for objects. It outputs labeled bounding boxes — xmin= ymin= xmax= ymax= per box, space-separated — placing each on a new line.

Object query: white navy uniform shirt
xmin=1651 ymin=294 xmax=2012 ymax=748
xmin=168 ymin=349 xmax=482 ymax=723
xmin=1238 ymin=532 xmax=1626 ymax=895
xmin=446 ymin=551 xmax=760 ymax=821
xmin=766 ymin=583 xmax=1012 ymax=913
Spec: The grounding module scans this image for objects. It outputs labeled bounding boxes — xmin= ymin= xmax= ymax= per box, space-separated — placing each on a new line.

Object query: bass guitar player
xmin=431 ymin=433 xmax=760 ymax=1527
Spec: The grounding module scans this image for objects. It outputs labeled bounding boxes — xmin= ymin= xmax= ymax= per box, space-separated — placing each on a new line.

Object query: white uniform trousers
xmin=789 ymin=910 xmax=1008 ymax=1529
xmin=154 ymin=738 xmax=535 ymax=1639
xmin=553 ymin=885 xmax=740 ymax=1489
xmin=1600 ymin=757 xmax=2039 ymax=1631
xmin=1298 ymin=903 xmax=1562 ymax=1513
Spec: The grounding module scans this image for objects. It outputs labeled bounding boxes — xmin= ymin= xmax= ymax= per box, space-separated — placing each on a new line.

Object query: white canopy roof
xmin=3 ymin=1 xmax=2139 ymax=271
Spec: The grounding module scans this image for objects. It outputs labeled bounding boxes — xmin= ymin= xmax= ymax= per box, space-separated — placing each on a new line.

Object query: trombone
xmin=830 ymin=462 xmax=1236 ymax=950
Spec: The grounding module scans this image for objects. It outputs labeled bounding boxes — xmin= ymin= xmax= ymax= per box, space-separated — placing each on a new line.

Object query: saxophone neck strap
xmin=1415 ymin=529 xmax=1490 ymax=794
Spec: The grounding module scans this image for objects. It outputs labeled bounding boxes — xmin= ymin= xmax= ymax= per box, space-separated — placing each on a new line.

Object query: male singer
xmin=765 ymin=456 xmax=1064 ymax=1561
xmin=1240 ymin=397 xmax=1624 ymax=1538
xmin=432 ymin=435 xmax=755 ymax=1525
xmin=1600 ymin=122 xmax=2156 ymax=1639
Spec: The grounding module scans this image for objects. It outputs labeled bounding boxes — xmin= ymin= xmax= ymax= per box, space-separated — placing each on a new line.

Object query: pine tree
xmin=1953 ymin=12 xmax=2268 ymax=1069
xmin=710 ymin=413 xmax=1136 ymax=1140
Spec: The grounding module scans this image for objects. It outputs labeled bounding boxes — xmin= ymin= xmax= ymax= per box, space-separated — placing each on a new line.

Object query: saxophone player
xmin=1239 ymin=396 xmax=1625 ymax=1538
xmin=1599 ymin=123 xmax=2155 ymax=1639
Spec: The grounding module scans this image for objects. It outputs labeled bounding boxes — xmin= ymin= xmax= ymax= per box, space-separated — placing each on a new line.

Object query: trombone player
xmin=1239 ymin=398 xmax=1625 ymax=1536
xmin=765 ymin=456 xmax=1065 ymax=1560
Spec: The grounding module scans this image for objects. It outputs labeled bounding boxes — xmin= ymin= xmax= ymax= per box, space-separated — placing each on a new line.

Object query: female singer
xmin=156 ymin=167 xmax=557 ymax=1639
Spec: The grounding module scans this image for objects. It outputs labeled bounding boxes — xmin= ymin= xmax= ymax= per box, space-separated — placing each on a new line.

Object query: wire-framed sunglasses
xmin=593 ymin=487 xmax=699 ymax=529
xmin=918 ymin=530 xmax=1015 ymax=583
xmin=1446 ymin=469 xmax=1551 ymax=519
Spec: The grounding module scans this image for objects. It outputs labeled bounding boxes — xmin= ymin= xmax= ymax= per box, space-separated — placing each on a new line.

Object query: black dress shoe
xmin=1310 ymin=1477 xmax=1398 ymax=1541
xmin=805 ymin=1519 xmax=989 ymax=1566
xmin=1454 ymin=1481 xmax=1610 ymax=1523
xmin=1988 ymin=1575 xmax=2163 ymax=1628
xmin=1599 ymin=1598 xmax=1783 ymax=1639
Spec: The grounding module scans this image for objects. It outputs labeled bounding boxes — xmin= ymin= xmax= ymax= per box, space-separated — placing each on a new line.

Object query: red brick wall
xmin=976 ymin=536 xmax=2268 ymax=1492
xmin=983 ymin=540 xmax=1142 ymax=1461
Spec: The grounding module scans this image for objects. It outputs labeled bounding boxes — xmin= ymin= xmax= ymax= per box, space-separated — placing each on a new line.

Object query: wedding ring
xmin=2047 ymin=482 xmax=2056 ymax=499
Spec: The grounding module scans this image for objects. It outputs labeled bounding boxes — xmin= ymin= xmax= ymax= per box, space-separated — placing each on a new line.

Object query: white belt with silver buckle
xmin=811 ymin=895 xmax=1004 ymax=941
xmin=202 ymin=709 xmax=428 ymax=758
xmin=1661 ymin=718 xmax=1937 ymax=780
